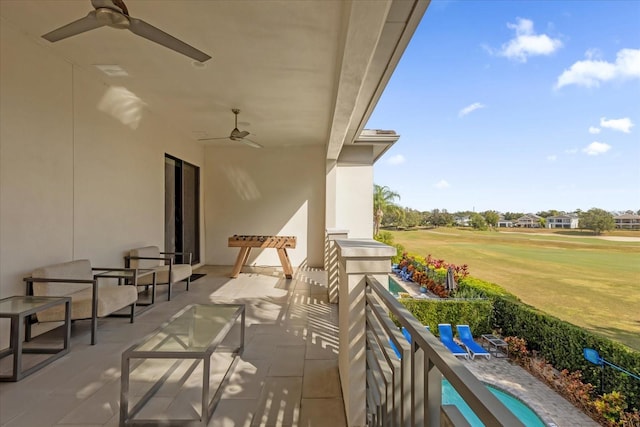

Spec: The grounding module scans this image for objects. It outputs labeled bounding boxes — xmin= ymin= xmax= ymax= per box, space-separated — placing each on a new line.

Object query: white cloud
xmin=555 ymin=48 xmax=640 ymax=89
xmin=600 ymin=117 xmax=634 ymax=133
xmin=387 ymin=154 xmax=406 ymax=165
xmin=582 ymin=141 xmax=611 ymax=156
xmin=588 ymin=126 xmax=601 ymax=134
xmin=434 ymin=179 xmax=450 ymax=189
xmin=495 ymin=18 xmax=562 ymax=62
xmin=547 ymin=155 xmax=557 ymax=162
xmin=459 ymin=102 xmax=485 ymax=117
xmin=585 ymin=48 xmax=602 ymax=60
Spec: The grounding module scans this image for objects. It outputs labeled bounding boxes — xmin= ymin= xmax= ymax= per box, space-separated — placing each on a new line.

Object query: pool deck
xmin=462 ymin=356 xmax=599 ymax=426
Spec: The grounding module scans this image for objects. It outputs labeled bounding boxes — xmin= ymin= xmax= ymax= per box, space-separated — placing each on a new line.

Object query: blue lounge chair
xmin=456 ymin=325 xmax=491 ymax=360
xmin=399 ymin=267 xmax=413 ymax=282
xmin=389 ymin=338 xmax=403 ymax=359
xmin=438 ymin=324 xmax=469 ymax=359
xmin=390 ymin=326 xmax=431 ymax=359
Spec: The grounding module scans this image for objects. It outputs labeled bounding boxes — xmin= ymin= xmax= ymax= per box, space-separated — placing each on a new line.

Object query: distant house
xmin=497 ymin=218 xmax=514 ymax=227
xmin=546 ymin=213 xmax=579 ymax=229
xmin=614 ymin=213 xmax=640 ymax=230
xmin=455 ymin=216 xmax=471 ymax=227
xmin=515 ymin=214 xmax=543 ymax=228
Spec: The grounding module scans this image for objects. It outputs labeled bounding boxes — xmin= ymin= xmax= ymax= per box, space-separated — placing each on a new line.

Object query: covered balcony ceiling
xmin=0 ymin=0 xmax=427 ymax=159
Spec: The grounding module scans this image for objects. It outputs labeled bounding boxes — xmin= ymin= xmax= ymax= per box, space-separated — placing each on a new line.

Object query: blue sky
xmin=367 ymin=0 xmax=640 ymax=214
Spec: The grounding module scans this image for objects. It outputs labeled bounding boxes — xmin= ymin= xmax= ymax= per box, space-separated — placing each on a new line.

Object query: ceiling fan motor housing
xmin=95 ymin=8 xmax=129 ymax=28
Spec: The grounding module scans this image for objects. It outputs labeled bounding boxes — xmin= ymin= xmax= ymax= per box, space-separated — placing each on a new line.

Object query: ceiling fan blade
xmin=197 ymin=136 xmax=229 ymax=141
xmin=128 ymin=17 xmax=211 ymax=62
xmin=42 ymin=11 xmax=104 ymax=42
xmin=236 ymin=130 xmax=250 ymax=139
xmin=239 ymin=138 xmax=263 ymax=149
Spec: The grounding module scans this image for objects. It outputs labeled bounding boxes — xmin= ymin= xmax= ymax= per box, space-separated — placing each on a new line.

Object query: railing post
xmin=336 ymin=239 xmax=396 ymax=427
xmin=325 ymin=229 xmax=349 ymax=304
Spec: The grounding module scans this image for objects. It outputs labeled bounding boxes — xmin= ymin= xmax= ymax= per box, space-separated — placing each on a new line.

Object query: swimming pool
xmin=388 ymin=275 xmax=408 ymax=296
xmin=442 ymin=380 xmax=545 ymax=426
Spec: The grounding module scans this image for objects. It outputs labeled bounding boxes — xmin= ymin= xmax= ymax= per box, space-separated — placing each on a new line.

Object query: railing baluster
xmin=364 ymin=274 xmax=525 ymax=427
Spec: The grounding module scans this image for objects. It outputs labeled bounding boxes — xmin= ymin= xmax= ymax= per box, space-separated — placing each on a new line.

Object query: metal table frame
xmin=0 ymin=296 xmax=71 ymax=381
xmin=93 ymin=268 xmax=157 ymax=314
xmin=481 ymin=334 xmax=509 ymax=358
xmin=120 ymin=303 xmax=245 ymax=426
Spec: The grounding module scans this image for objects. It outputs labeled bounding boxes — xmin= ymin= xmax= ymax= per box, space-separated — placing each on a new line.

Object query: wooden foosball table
xmin=228 ymin=235 xmax=296 ymax=279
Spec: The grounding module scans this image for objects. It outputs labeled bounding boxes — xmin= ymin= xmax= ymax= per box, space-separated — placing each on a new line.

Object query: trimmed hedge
xmin=494 ymin=297 xmax=640 ymax=411
xmin=458 ymin=276 xmax=640 ymax=411
xmin=398 ymin=298 xmax=493 ymax=336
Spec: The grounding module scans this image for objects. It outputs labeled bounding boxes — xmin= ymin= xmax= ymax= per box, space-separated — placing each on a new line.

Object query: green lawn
xmin=389 ymin=228 xmax=640 ymax=350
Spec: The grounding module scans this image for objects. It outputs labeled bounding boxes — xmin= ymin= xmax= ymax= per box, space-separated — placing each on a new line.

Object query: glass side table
xmin=0 ymin=296 xmax=71 ymax=381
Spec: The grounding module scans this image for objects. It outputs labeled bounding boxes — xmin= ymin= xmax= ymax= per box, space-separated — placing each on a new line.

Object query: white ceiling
xmin=0 ymin=0 xmax=427 ymax=157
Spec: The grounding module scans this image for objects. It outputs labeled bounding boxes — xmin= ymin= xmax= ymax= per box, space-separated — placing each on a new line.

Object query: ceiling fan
xmin=41 ymin=0 xmax=211 ymax=63
xmin=198 ymin=109 xmax=263 ymax=149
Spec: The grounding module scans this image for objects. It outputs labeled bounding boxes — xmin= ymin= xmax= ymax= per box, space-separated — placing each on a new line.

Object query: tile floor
xmin=0 ymin=265 xmax=600 ymax=426
xmin=0 ymin=265 xmax=344 ymax=427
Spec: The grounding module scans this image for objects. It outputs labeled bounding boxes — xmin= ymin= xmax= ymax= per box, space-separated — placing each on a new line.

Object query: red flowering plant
xmin=394 ymin=253 xmax=471 ymax=298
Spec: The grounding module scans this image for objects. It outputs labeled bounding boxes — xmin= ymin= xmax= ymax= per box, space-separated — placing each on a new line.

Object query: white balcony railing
xmin=331 ymin=235 xmax=524 ymax=427
xmin=364 ymin=275 xmax=524 ymax=426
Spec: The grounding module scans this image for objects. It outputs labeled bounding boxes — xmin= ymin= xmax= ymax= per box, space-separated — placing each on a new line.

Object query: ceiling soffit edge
xmin=326 ymin=0 xmax=429 ymax=162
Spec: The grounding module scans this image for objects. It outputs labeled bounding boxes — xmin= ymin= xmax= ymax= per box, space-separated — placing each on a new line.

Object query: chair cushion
xmin=32 ymin=259 xmax=138 ymax=323
xmin=136 ymin=264 xmax=192 ymax=285
xmin=37 ymin=283 xmax=138 ymax=322
xmin=32 ymin=259 xmax=93 ymax=296
xmin=129 ymin=246 xmax=163 ymax=269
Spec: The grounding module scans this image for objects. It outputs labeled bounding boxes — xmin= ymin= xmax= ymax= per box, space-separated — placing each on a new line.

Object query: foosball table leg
xmin=277 ymin=248 xmax=293 ymax=279
xmin=230 ymin=246 xmax=251 ymax=278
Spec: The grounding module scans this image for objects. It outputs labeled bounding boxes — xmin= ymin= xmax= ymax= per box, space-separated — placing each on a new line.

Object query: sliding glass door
xmin=165 ymin=155 xmax=200 ymax=264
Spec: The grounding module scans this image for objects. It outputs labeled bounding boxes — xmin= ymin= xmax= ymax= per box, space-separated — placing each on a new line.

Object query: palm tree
xmin=373 ymin=184 xmax=400 ymax=236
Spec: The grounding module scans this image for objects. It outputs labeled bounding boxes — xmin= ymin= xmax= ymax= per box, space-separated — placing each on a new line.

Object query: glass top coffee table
xmin=0 ymin=296 xmax=71 ymax=381
xmin=120 ymin=303 xmax=245 ymax=426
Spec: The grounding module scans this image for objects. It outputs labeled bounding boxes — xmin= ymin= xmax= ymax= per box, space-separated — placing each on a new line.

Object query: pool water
xmin=442 ymin=380 xmax=545 ymax=426
xmin=388 ymin=276 xmax=408 ymax=296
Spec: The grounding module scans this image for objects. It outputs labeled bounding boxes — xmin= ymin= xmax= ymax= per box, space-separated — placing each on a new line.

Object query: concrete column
xmin=325 ymin=229 xmax=349 ymax=304
xmin=336 ymin=239 xmax=396 ymax=427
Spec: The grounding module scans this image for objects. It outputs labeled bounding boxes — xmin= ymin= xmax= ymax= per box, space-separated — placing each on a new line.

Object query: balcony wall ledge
xmin=335 ymin=238 xmax=396 ymax=258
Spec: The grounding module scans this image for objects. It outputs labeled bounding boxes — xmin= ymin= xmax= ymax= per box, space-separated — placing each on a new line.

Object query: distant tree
xmin=373 ymin=184 xmax=400 ymax=236
xmin=419 ymin=211 xmax=431 ymax=227
xmin=503 ymin=212 xmax=524 ymax=220
xmin=429 ymin=209 xmax=453 ymax=227
xmin=441 ymin=211 xmax=455 ymax=227
xmin=403 ymin=208 xmax=422 ymax=228
xmin=483 ymin=210 xmax=500 ymax=228
xmin=536 ymin=210 xmax=560 ymax=218
xmin=538 ymin=217 xmax=546 ymax=228
xmin=579 ymin=208 xmax=615 ymax=235
xmin=382 ymin=207 xmax=405 ymax=228
xmin=470 ymin=212 xmax=488 ymax=230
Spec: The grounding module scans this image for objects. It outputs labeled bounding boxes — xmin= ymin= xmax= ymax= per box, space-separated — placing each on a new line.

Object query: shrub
xmin=374 ymin=231 xmax=405 ymax=264
xmin=504 ymin=336 xmax=529 ymax=361
xmin=593 ymin=391 xmax=627 ymax=425
xmin=458 ymin=275 xmax=640 ymax=415
xmin=398 ymin=298 xmax=493 ymax=335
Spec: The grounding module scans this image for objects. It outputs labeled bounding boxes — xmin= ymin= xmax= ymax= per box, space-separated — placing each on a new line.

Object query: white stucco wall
xmin=336 ymin=164 xmax=374 ymax=239
xmin=0 ymin=23 xmax=205 ymax=302
xmin=204 ymin=145 xmax=325 ymax=268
